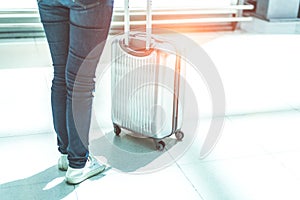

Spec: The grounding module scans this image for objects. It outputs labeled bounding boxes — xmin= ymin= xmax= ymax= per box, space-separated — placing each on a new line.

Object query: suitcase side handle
xmin=124 ymin=0 xmax=152 ymax=50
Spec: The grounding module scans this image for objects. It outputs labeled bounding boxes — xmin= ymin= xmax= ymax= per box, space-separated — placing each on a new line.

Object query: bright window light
xmin=0 ymin=0 xmax=237 ymax=9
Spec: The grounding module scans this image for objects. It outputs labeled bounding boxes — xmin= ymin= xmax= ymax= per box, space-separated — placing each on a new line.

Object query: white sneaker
xmin=65 ymin=155 xmax=105 ymax=184
xmin=58 ymin=154 xmax=68 ymax=171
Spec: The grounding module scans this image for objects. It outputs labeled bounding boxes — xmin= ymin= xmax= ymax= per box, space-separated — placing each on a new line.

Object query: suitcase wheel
xmin=175 ymin=130 xmax=184 ymax=141
xmin=113 ymin=124 xmax=121 ymax=136
xmin=155 ymin=140 xmax=165 ymax=151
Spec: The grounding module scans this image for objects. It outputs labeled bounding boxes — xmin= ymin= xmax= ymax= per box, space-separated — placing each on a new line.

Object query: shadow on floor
xmin=0 ymin=165 xmax=106 ymax=200
xmin=90 ymin=131 xmax=178 ymax=174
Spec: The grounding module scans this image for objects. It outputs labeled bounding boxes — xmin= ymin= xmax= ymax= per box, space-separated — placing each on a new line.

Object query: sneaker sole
xmin=65 ymin=166 xmax=106 ymax=185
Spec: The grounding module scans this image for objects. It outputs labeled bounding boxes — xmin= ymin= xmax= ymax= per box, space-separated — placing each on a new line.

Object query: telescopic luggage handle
xmin=124 ymin=0 xmax=152 ymax=50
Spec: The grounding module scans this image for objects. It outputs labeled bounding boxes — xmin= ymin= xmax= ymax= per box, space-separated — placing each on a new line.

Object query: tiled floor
xmin=1 ymin=17 xmax=300 ymax=200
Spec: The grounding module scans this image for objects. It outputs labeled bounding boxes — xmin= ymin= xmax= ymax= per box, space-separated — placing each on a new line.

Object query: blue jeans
xmin=38 ymin=0 xmax=113 ymax=168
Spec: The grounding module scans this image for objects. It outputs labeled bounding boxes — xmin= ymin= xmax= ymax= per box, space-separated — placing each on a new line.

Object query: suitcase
xmin=111 ymin=0 xmax=184 ymax=150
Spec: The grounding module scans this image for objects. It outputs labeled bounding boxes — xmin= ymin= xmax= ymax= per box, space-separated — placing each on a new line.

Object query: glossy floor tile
xmin=0 ymin=133 xmax=58 ymax=184
xmin=179 ymin=156 xmax=300 ymax=200
xmin=202 ymin=33 xmax=300 ymax=114
xmin=175 ymin=111 xmax=300 ymax=200
xmin=0 ymin=170 xmax=76 ymax=200
xmin=74 ymin=165 xmax=202 ymax=200
xmin=0 ymin=67 xmax=53 ymax=137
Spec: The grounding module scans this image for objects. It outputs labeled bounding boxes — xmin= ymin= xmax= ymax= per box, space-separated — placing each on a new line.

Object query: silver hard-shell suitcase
xmin=111 ymin=0 xmax=184 ymax=150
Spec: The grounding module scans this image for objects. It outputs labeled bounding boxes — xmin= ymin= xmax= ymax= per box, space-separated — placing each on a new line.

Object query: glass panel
xmin=115 ymin=0 xmax=234 ymax=8
xmin=0 ymin=0 xmax=239 ymax=38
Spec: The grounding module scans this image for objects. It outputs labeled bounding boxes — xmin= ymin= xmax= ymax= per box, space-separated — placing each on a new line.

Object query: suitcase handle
xmin=124 ymin=0 xmax=152 ymax=50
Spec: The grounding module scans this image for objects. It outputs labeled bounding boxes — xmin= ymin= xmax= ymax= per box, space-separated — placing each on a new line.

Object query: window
xmin=0 ymin=0 xmax=242 ymax=38
xmin=0 ymin=0 xmax=237 ymax=9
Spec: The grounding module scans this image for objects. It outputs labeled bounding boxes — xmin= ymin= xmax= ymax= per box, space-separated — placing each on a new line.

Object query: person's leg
xmin=38 ymin=0 xmax=70 ymax=156
xmin=65 ymin=0 xmax=114 ymax=169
